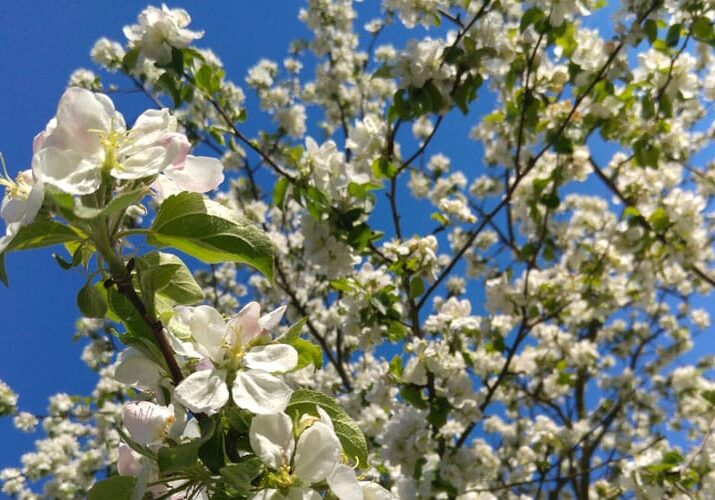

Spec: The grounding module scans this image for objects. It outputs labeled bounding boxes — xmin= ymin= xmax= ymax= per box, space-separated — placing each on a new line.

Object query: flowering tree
xmin=2 ymin=0 xmax=715 ymax=498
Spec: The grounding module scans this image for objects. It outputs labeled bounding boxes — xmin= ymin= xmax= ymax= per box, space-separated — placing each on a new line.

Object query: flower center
xmin=100 ymin=128 xmax=124 ymax=172
xmin=266 ymin=465 xmax=294 ymax=489
xmin=0 ymin=157 xmax=32 ymax=201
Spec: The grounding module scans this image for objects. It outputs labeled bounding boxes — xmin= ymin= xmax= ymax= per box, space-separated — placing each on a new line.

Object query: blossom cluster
xmin=3 ymin=0 xmax=715 ymax=498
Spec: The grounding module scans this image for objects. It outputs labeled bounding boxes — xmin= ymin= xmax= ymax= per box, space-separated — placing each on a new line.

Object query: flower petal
xmin=113 ymin=145 xmax=168 ymax=180
xmin=316 ymin=407 xmax=334 ymax=431
xmin=174 ymin=369 xmax=229 ymax=414
xmin=293 ymin=421 xmax=340 ymax=484
xmin=164 ymin=155 xmax=224 ymax=193
xmin=259 ymin=305 xmax=286 ymax=333
xmin=361 ymin=483 xmax=394 ymax=500
xmin=228 ymin=302 xmax=262 ymax=346
xmin=171 ymin=305 xmax=226 ymax=363
xmin=117 ymin=444 xmax=143 ymax=477
xmin=131 ymin=108 xmax=177 ymax=136
xmin=167 ymin=332 xmax=203 ymax=359
xmin=231 ymin=370 xmax=292 ymax=415
xmin=114 ymin=348 xmax=163 ymax=392
xmin=122 ymin=401 xmax=175 ymax=445
xmin=249 ymin=412 xmax=295 ymax=470
xmin=244 ymin=345 xmax=298 ymax=373
xmin=32 ymin=147 xmax=101 ymax=195
xmin=48 ymin=88 xmax=122 ymax=155
xmin=328 ymin=464 xmax=362 ymax=500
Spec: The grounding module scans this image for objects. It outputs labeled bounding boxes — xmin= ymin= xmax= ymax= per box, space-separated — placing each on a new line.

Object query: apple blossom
xmin=123 ymin=4 xmax=203 ymax=64
xmin=170 ymin=303 xmax=297 ymax=415
xmin=32 ymin=87 xmax=223 ymax=196
xmin=250 ymin=409 xmax=393 ymax=499
xmin=4 ymin=1 xmax=715 ymax=498
xmin=0 ymin=167 xmax=44 ymax=254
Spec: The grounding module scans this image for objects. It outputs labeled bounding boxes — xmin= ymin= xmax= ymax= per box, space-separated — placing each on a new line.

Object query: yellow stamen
xmin=0 ymin=154 xmax=31 ymax=200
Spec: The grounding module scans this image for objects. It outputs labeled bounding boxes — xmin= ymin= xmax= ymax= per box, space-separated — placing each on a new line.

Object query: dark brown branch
xmin=110 ymin=264 xmax=184 ymax=387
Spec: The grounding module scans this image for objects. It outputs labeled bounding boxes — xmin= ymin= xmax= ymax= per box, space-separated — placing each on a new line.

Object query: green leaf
xmin=409 ymin=276 xmax=424 ymax=299
xmin=106 ymin=287 xmax=153 ymax=341
xmin=136 ymin=263 xmax=180 ymax=317
xmin=427 ymin=397 xmax=451 ymax=428
xmin=702 ymin=390 xmax=715 ymax=406
xmin=195 ymin=65 xmax=214 ymax=93
xmin=5 ymin=219 xmax=83 ymax=252
xmin=644 ymin=19 xmax=658 ymax=44
xmin=372 ymin=64 xmax=393 ymax=79
xmin=648 ymin=207 xmax=670 ymax=232
xmin=148 ymin=192 xmax=274 ymax=280
xmin=431 ymin=212 xmax=449 ymax=226
xmin=286 ymin=389 xmax=368 ymax=467
xmin=540 ymin=193 xmax=561 ymax=209
xmin=226 ymin=407 xmax=252 ymax=434
xmin=290 ymin=338 xmax=323 ymax=370
xmin=553 ymin=136 xmax=573 ymax=154
xmin=73 ymin=188 xmax=148 ymax=220
xmin=277 ymin=317 xmax=308 ymax=343
xmin=422 ymin=81 xmax=444 ymax=114
xmin=170 ymin=47 xmax=185 ymax=74
xmin=199 ymin=421 xmax=226 ymax=474
xmin=452 ymin=74 xmax=482 ymax=115
xmin=158 ymin=418 xmax=216 ymax=474
xmin=273 ymin=177 xmax=289 ymax=208
xmin=634 ymin=140 xmax=660 ymax=168
xmin=121 ymin=49 xmax=140 ymax=73
xmin=520 ymin=7 xmax=545 ymax=33
xmin=346 ymin=223 xmax=374 ymax=251
xmin=0 ymin=220 xmax=84 ymax=285
xmin=624 ymin=206 xmax=640 ymax=218
xmin=388 ymin=356 xmax=403 ymax=378
xmin=400 ymin=385 xmax=428 ymax=409
xmin=371 ymin=158 xmax=397 ymax=180
xmin=87 ymin=476 xmax=136 ymax=500
xmin=692 ymin=17 xmax=714 ymax=42
xmin=77 ymin=281 xmax=108 ymax=319
xmin=665 ymin=23 xmax=682 ymax=47
xmin=157 ymin=73 xmax=182 ymax=107
xmin=220 ymin=458 xmax=263 ymax=496
xmin=135 ymin=252 xmax=204 ymax=308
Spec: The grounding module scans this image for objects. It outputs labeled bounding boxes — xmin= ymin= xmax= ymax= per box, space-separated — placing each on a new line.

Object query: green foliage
xmin=219 ymin=458 xmax=263 ymax=496
xmin=158 ymin=418 xmax=216 ymax=475
xmin=286 ymin=389 xmax=368 ymax=466
xmin=0 ymin=220 xmax=84 ymax=285
xmin=134 ymin=252 xmax=204 ymax=316
xmin=275 ymin=318 xmax=323 ymax=369
xmin=400 ymin=384 xmax=428 ymax=409
xmin=87 ymin=476 xmax=136 ymax=500
xmin=692 ymin=16 xmax=715 ymax=42
xmin=72 ymin=188 xmax=148 ymax=220
xmin=77 ymin=280 xmax=108 ymax=319
xmin=195 ymin=65 xmax=225 ymax=95
xmin=291 ymin=338 xmax=324 ymax=370
xmin=4 ymin=220 xmax=83 ymax=253
xmin=649 ymin=207 xmax=670 ymax=233
xmin=148 ymin=192 xmax=275 ymax=280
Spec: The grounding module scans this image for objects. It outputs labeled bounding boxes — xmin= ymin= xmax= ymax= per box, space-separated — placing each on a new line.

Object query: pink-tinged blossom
xmin=169 ymin=303 xmax=297 ymax=415
xmin=31 ymin=88 xmax=223 ymax=196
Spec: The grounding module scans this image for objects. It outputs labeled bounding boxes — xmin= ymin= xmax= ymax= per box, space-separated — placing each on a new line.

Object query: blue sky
xmin=1 ymin=0 xmax=714 ymax=483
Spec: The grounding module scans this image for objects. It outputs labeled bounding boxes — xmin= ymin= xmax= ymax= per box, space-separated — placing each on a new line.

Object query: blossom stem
xmin=95 ymin=237 xmax=187 ymax=390
xmin=111 ymin=263 xmax=185 ymax=386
